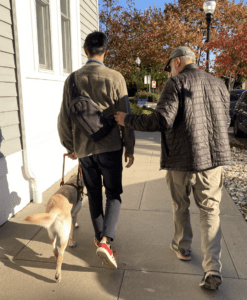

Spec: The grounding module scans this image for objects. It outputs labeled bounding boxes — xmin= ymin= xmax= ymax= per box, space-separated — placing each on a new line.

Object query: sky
xmin=122 ymin=0 xmax=246 ymax=12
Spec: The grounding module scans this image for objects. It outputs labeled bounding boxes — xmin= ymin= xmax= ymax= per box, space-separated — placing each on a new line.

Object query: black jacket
xmin=125 ymin=64 xmax=232 ymax=171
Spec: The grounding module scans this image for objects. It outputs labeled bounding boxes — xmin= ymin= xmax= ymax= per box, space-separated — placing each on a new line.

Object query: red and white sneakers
xmin=94 ymin=237 xmax=101 ymax=248
xmin=94 ymin=238 xmax=118 ymax=256
xmin=96 ymin=241 xmax=118 ymax=270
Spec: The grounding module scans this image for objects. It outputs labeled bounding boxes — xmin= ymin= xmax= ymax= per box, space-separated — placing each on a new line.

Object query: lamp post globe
xmin=135 ymin=57 xmax=141 ymax=66
xmin=203 ymin=0 xmax=216 ymax=15
xmin=203 ymin=0 xmax=216 ymax=72
xmin=135 ymin=57 xmax=141 ymax=100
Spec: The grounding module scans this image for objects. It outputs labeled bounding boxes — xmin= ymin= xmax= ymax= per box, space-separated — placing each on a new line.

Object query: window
xmin=60 ymin=0 xmax=72 ymax=73
xmin=230 ymin=91 xmax=242 ymax=102
xmin=241 ymin=93 xmax=247 ymax=104
xmin=36 ymin=0 xmax=53 ymax=70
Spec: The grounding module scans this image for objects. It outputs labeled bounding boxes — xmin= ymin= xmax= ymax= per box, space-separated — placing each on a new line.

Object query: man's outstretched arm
xmin=115 ymin=78 xmax=179 ymax=133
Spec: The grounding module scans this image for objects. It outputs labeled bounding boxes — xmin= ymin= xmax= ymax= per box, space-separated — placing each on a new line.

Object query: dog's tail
xmin=24 ymin=213 xmax=57 ymax=228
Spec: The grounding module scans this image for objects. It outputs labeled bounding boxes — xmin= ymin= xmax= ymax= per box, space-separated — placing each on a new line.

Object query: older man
xmin=115 ymin=46 xmax=231 ymax=290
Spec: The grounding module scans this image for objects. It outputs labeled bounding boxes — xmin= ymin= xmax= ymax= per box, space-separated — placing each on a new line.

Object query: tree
xmin=205 ymin=23 xmax=247 ymax=87
xmin=127 ymin=64 xmax=168 ymax=96
xmin=99 ymin=0 xmax=247 ymax=85
xmin=162 ymin=0 xmax=247 ymax=67
xmin=99 ymin=0 xmax=167 ymax=83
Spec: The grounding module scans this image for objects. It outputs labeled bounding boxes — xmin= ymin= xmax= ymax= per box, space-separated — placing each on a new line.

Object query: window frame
xmin=35 ymin=0 xmax=53 ymax=71
xmin=241 ymin=92 xmax=247 ymax=104
xmin=60 ymin=0 xmax=72 ymax=74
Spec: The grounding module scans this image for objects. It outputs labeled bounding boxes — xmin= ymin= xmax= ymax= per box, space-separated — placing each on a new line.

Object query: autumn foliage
xmin=99 ymin=0 xmax=247 ymax=84
xmin=205 ymin=23 xmax=247 ymax=79
xmin=99 ymin=0 xmax=167 ymax=87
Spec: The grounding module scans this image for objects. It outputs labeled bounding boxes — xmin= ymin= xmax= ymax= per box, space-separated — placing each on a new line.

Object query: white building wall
xmin=13 ymin=0 xmax=81 ymax=195
xmin=0 ymin=152 xmax=30 ymax=225
xmin=0 ymin=0 xmax=98 ymax=226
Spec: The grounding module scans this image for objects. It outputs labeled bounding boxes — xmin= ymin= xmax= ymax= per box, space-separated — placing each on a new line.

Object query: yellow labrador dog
xmin=24 ymin=174 xmax=83 ymax=282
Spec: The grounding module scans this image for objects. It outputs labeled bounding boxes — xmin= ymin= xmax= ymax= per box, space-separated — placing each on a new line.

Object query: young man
xmin=115 ymin=46 xmax=231 ymax=290
xmin=58 ymin=31 xmax=135 ymax=270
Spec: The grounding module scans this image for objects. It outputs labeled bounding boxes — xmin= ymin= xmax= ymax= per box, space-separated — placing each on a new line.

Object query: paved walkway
xmin=1 ymin=131 xmax=247 ymax=300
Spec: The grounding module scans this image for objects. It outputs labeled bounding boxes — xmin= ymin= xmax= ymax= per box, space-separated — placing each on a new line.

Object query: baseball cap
xmin=164 ymin=46 xmax=196 ymax=72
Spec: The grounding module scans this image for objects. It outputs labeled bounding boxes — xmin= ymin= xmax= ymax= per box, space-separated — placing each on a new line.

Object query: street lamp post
xmin=203 ymin=0 xmax=216 ymax=72
xmin=135 ymin=57 xmax=141 ymax=101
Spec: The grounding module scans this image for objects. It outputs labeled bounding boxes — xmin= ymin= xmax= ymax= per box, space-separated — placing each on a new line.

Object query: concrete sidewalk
xmin=1 ymin=131 xmax=247 ymax=300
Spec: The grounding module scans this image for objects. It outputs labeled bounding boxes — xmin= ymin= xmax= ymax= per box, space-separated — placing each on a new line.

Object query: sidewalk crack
xmin=117 ymin=269 xmax=125 ymax=300
xmin=221 ymin=230 xmax=240 ymax=279
xmin=138 ymin=182 xmax=146 ymax=210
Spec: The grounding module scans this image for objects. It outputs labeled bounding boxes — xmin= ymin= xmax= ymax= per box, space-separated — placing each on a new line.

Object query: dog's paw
xmin=55 ymin=273 xmax=61 ymax=283
xmin=53 ymin=249 xmax=59 ymax=260
xmin=69 ymin=241 xmax=76 ymax=248
xmin=75 ymin=222 xmax=79 ymax=228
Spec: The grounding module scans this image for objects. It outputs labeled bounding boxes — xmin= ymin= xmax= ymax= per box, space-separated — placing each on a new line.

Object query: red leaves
xmin=205 ymin=22 xmax=247 ymax=78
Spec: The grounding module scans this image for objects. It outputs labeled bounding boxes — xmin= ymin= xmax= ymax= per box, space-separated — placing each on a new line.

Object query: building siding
xmin=0 ymin=0 xmax=21 ymax=157
xmin=80 ymin=0 xmax=99 ymax=64
xmin=0 ymin=0 xmax=10 ymax=9
xmin=0 ymin=67 xmax=16 ymax=82
xmin=0 ymin=4 xmax=12 ymax=24
xmin=0 ymin=20 xmax=12 ymax=38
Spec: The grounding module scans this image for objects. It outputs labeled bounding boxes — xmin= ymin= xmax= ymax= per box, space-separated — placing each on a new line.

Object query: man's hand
xmin=125 ymin=154 xmax=134 ymax=168
xmin=115 ymin=111 xmax=127 ymax=126
xmin=68 ymin=152 xmax=77 ymax=160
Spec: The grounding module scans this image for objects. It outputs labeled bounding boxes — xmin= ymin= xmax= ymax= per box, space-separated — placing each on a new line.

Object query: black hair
xmin=83 ymin=31 xmax=108 ymax=56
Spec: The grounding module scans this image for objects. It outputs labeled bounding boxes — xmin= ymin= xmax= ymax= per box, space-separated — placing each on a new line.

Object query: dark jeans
xmin=80 ymin=149 xmax=123 ymax=241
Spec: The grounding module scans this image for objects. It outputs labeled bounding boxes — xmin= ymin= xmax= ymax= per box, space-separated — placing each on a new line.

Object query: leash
xmin=60 ymin=154 xmax=84 ymax=202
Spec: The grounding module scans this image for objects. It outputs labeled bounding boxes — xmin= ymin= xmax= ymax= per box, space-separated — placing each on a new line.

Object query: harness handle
xmin=60 ymin=154 xmax=84 ymax=202
xmin=60 ymin=153 xmax=70 ymax=186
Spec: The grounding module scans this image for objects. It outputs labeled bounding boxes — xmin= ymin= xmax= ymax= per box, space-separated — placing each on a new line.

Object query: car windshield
xmin=230 ymin=91 xmax=242 ymax=101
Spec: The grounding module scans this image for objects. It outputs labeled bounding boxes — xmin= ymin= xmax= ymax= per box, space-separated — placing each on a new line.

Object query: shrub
xmin=135 ymin=91 xmax=148 ymax=100
xmin=129 ymin=97 xmax=137 ymax=104
xmin=148 ymin=93 xmax=160 ymax=103
xmin=130 ymin=102 xmax=154 ymax=115
xmin=134 ymin=91 xmax=160 ymax=102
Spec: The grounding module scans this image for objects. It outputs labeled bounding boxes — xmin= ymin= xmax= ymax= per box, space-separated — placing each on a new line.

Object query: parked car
xmin=232 ymin=90 xmax=247 ymax=137
xmin=230 ymin=89 xmax=247 ymax=125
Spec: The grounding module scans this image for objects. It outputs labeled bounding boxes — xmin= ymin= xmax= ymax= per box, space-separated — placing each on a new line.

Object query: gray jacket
xmin=125 ymin=64 xmax=231 ymax=171
xmin=58 ymin=61 xmax=135 ymax=158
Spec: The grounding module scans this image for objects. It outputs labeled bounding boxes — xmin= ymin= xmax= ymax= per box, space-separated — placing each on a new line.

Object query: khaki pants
xmin=166 ymin=167 xmax=223 ymax=272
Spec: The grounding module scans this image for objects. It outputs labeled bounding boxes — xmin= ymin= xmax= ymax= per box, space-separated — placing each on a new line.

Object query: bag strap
xmin=69 ymin=71 xmax=81 ymax=100
xmin=69 ymin=71 xmax=116 ymax=115
xmin=60 ymin=153 xmax=84 ymax=202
